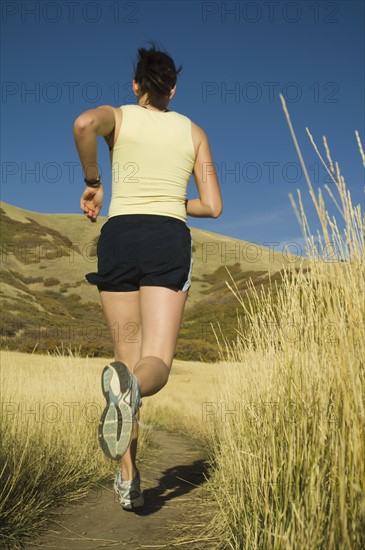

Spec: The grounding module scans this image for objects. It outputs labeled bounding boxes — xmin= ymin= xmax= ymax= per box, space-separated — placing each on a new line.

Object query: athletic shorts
xmin=85 ymin=214 xmax=194 ymax=292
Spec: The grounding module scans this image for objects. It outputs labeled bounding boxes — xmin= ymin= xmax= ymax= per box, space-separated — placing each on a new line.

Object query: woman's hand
xmin=80 ymin=184 xmax=104 ymax=222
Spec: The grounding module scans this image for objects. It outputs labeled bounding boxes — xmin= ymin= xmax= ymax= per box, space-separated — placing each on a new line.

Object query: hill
xmin=0 ymin=201 xmax=307 ymax=360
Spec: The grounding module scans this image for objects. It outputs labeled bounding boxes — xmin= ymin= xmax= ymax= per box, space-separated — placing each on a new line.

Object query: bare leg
xmin=99 ymin=290 xmax=142 ymax=481
xmin=133 ymin=286 xmax=189 ymax=394
xmin=99 ymin=286 xmax=188 ymax=481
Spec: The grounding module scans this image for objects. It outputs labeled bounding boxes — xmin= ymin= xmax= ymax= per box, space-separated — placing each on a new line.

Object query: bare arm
xmin=187 ymin=123 xmax=223 ymax=218
xmin=73 ymin=105 xmax=116 ymax=180
xmin=73 ymin=105 xmax=116 ymax=221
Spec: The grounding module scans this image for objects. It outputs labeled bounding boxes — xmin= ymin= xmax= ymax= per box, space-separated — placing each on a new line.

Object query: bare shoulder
xmin=108 ymin=104 xmax=123 ymax=124
xmin=96 ymin=104 xmax=122 ymax=120
xmin=93 ymin=104 xmax=120 ymax=124
xmin=190 ymin=119 xmax=207 ymax=158
xmin=103 ymin=105 xmax=123 ymax=149
xmin=190 ymin=119 xmax=206 ymax=138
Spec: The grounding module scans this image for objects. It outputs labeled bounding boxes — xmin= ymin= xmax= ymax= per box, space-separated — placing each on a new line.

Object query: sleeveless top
xmin=107 ymin=104 xmax=196 ymax=223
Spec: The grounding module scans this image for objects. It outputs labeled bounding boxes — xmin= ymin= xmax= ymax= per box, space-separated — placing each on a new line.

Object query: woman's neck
xmin=138 ymin=103 xmax=169 ymax=112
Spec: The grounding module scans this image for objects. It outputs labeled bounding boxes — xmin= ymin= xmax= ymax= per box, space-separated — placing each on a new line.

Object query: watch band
xmin=84 ymin=175 xmax=101 ymax=187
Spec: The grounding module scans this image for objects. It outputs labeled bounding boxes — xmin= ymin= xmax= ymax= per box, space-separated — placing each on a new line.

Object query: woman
xmin=73 ymin=43 xmax=222 ymax=511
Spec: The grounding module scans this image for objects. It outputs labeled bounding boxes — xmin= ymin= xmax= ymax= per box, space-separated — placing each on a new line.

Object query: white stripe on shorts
xmin=182 ymin=231 xmax=194 ymax=292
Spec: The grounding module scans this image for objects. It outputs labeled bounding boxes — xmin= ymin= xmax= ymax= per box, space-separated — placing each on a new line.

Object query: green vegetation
xmin=0 ymin=203 xmax=298 ymax=361
xmin=1 ymin=262 xmax=285 ymax=360
xmin=1 ymin=206 xmax=286 ymax=360
xmin=43 ymin=277 xmax=60 ymax=287
xmin=0 ymin=208 xmax=74 ymax=264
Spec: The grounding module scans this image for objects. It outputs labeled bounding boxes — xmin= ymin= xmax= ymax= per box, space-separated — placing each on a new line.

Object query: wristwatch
xmin=84 ymin=175 xmax=101 ymax=188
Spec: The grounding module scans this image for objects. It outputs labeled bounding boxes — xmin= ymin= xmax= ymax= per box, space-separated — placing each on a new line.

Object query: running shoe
xmin=114 ymin=469 xmax=144 ymax=510
xmin=98 ymin=361 xmax=142 ymax=460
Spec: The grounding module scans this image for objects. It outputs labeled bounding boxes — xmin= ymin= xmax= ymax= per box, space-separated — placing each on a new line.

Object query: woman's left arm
xmin=73 ymin=105 xmax=116 ymax=221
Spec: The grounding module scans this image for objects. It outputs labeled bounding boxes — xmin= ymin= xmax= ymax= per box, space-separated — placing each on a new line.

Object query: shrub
xmin=43 ymin=278 xmax=60 ymax=287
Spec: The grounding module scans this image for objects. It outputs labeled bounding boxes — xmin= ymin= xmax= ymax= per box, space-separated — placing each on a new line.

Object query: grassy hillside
xmin=0 ymin=201 xmax=306 ymax=360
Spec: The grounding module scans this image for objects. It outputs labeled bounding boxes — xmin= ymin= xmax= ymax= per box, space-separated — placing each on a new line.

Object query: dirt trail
xmin=25 ymin=429 xmax=217 ymax=550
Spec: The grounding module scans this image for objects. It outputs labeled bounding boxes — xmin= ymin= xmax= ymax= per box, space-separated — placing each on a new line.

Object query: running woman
xmin=73 ymin=43 xmax=222 ymax=511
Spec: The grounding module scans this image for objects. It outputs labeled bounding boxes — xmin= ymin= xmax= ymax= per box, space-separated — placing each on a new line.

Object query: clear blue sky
xmin=1 ymin=0 xmax=364 ymax=258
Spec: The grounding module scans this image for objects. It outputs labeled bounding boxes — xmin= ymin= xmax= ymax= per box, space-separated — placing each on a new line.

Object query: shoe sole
xmin=121 ymin=495 xmax=145 ymax=510
xmin=98 ymin=361 xmax=134 ymax=460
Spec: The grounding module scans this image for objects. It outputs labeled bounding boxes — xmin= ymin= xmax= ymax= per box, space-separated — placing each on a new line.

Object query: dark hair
xmin=133 ymin=41 xmax=182 ymax=110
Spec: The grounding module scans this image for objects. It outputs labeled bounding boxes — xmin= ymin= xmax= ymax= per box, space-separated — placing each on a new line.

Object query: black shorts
xmin=85 ymin=214 xmax=194 ymax=292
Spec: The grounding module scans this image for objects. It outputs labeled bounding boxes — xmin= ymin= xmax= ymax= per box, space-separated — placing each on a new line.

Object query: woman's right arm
xmin=187 ymin=122 xmax=223 ymax=218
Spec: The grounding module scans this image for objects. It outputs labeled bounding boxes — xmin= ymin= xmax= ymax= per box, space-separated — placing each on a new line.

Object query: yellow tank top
xmin=108 ymin=104 xmax=196 ymax=223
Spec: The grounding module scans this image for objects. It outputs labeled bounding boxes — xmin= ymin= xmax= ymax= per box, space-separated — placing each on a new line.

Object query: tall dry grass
xmin=0 ymin=97 xmax=363 ymax=549
xmin=198 ymin=97 xmax=365 ymax=548
xmin=0 ymin=349 xmax=149 ymax=549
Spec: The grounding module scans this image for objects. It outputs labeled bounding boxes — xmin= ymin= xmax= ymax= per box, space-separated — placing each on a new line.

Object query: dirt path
xmin=25 ymin=429 xmax=217 ymax=550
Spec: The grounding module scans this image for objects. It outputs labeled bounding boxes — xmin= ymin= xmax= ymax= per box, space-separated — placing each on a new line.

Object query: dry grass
xmin=192 ymin=98 xmax=365 ymax=549
xmin=1 ymin=98 xmax=364 ymax=549
xmin=0 ymin=349 xmax=150 ymax=549
xmin=0 ymin=349 xmax=221 ymax=549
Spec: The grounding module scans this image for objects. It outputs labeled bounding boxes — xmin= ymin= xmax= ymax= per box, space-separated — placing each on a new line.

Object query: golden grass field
xmin=1 ymin=97 xmax=364 ymax=549
xmin=0 ymin=350 xmax=217 ymax=548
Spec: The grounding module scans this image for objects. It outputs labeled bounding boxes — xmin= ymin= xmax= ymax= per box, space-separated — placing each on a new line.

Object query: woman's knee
xmin=134 ymin=354 xmax=170 ymax=372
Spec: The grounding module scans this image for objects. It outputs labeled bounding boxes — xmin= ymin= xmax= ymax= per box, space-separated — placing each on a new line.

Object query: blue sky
xmin=1 ymin=0 xmax=364 ymax=258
